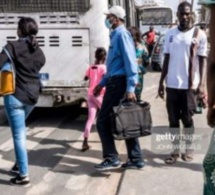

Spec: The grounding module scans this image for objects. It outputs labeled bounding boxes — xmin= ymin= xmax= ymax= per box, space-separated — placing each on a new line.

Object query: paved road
xmin=0 ymin=105 xmax=125 ymax=195
xmin=0 ymin=72 xmax=212 ymax=195
xmin=118 ymin=73 xmax=212 ymax=195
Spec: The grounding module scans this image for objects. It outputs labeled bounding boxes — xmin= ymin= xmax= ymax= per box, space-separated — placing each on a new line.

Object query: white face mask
xmin=105 ymin=19 xmax=113 ymax=29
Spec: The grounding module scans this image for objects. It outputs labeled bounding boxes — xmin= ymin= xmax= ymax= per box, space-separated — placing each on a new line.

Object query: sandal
xmin=81 ymin=138 xmax=91 ymax=152
xmin=181 ymin=153 xmax=193 ymax=162
xmin=81 ymin=144 xmax=91 ymax=152
xmin=165 ymin=154 xmax=180 ymax=164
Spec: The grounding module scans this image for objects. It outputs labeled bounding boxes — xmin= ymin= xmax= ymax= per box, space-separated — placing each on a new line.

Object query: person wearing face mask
xmin=158 ymin=2 xmax=207 ymax=164
xmin=93 ymin=5 xmax=144 ymax=171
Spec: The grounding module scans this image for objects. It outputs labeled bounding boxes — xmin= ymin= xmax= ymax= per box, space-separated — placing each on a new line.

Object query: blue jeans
xmin=4 ymin=95 xmax=34 ymax=176
xmin=96 ymin=76 xmax=143 ymax=162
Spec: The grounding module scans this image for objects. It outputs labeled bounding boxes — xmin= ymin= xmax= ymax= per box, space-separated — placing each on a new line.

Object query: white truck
xmin=0 ymin=0 xmax=137 ymax=108
xmin=0 ymin=0 xmax=108 ymax=107
xmin=135 ymin=0 xmax=175 ymax=34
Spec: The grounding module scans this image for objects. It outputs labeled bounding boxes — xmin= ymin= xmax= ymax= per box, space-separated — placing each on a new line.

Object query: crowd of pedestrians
xmin=0 ymin=1 xmax=215 ymax=194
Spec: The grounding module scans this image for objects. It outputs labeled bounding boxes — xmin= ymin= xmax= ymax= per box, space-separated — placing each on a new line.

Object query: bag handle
xmin=115 ymin=98 xmax=136 ymax=114
xmin=3 ymin=47 xmax=16 ymax=77
xmin=119 ymin=98 xmax=135 ymax=106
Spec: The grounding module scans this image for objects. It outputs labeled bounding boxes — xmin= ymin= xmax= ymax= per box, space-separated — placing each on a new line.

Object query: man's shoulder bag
xmin=111 ymin=100 xmax=152 ymax=140
xmin=0 ymin=47 xmax=16 ymax=96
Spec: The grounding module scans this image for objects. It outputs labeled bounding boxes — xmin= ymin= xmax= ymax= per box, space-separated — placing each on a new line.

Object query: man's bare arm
xmin=198 ymin=56 xmax=207 ymax=94
xmin=141 ymin=32 xmax=148 ymax=38
xmin=159 ymin=54 xmax=169 ymax=85
xmin=158 ymin=54 xmax=169 ymax=98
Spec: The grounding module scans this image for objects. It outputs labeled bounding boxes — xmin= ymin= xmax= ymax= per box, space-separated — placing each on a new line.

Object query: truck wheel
xmin=69 ymin=102 xmax=82 ymax=119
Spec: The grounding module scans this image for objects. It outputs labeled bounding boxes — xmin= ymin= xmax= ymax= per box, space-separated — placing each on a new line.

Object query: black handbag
xmin=111 ymin=100 xmax=152 ymax=140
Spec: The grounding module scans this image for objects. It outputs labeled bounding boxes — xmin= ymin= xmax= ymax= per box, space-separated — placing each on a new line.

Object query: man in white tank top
xmin=158 ymin=1 xmax=207 ymax=164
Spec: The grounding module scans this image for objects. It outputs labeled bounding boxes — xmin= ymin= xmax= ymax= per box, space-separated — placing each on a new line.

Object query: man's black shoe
xmin=10 ymin=175 xmax=31 ymax=187
xmin=121 ymin=160 xmax=145 ymax=169
xmin=95 ymin=158 xmax=121 ymax=171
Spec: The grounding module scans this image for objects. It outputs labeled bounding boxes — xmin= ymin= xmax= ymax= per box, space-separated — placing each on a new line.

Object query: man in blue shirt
xmin=94 ymin=5 xmax=144 ymax=171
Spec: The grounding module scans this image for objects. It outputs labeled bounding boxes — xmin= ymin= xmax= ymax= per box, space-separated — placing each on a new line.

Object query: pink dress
xmin=84 ymin=64 xmax=106 ymax=138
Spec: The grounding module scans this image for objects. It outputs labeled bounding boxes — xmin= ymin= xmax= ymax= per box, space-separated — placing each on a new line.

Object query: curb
xmin=116 ymin=170 xmax=126 ymax=195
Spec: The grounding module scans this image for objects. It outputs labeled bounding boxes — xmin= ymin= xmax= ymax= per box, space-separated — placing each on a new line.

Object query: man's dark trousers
xmin=166 ymin=87 xmax=195 ymax=153
xmin=96 ymin=76 xmax=142 ymax=162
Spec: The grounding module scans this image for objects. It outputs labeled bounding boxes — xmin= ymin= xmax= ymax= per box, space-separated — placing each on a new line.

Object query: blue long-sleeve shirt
xmin=99 ymin=25 xmax=138 ymax=92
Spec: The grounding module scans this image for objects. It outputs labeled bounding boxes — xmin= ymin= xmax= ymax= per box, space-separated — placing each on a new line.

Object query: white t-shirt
xmin=163 ymin=27 xmax=208 ymax=90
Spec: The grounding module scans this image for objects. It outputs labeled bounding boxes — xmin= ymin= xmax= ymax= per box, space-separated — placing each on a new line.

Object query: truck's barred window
xmin=0 ymin=0 xmax=90 ymax=13
xmin=139 ymin=8 xmax=173 ymax=25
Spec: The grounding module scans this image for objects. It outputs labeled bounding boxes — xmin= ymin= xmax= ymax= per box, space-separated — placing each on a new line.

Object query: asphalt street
xmin=0 ymin=72 xmax=212 ymax=195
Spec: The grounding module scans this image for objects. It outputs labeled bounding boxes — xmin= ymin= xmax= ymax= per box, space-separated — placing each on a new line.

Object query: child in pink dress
xmin=82 ymin=48 xmax=107 ymax=151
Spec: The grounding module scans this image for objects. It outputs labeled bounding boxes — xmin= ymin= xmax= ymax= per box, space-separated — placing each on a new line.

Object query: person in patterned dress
xmin=203 ymin=4 xmax=215 ymax=195
xmin=128 ymin=26 xmax=149 ymax=101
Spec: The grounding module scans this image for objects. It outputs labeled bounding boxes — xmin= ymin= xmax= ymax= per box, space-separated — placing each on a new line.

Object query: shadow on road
xmin=0 ymin=105 xmax=88 ymax=128
xmin=142 ymin=149 xmax=203 ymax=172
xmin=0 ymin=131 xmax=126 ymax=187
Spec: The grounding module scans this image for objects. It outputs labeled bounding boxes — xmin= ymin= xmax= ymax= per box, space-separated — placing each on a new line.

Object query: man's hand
xmin=207 ymin=106 xmax=215 ymax=128
xmin=93 ymin=85 xmax=102 ymax=97
xmin=197 ymin=84 xmax=205 ymax=98
xmin=125 ymin=92 xmax=136 ymax=102
xmin=158 ymin=83 xmax=165 ymax=99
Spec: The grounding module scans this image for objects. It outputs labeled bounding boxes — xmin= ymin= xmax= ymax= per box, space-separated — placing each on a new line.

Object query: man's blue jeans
xmin=4 ymin=95 xmax=34 ymax=176
xmin=96 ymin=76 xmax=143 ymax=162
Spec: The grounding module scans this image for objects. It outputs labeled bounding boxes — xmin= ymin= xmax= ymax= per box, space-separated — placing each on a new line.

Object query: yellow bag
xmin=0 ymin=48 xmax=15 ymax=96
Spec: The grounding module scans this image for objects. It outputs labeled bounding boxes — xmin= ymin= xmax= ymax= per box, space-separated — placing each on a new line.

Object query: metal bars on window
xmin=0 ymin=0 xmax=90 ymax=13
